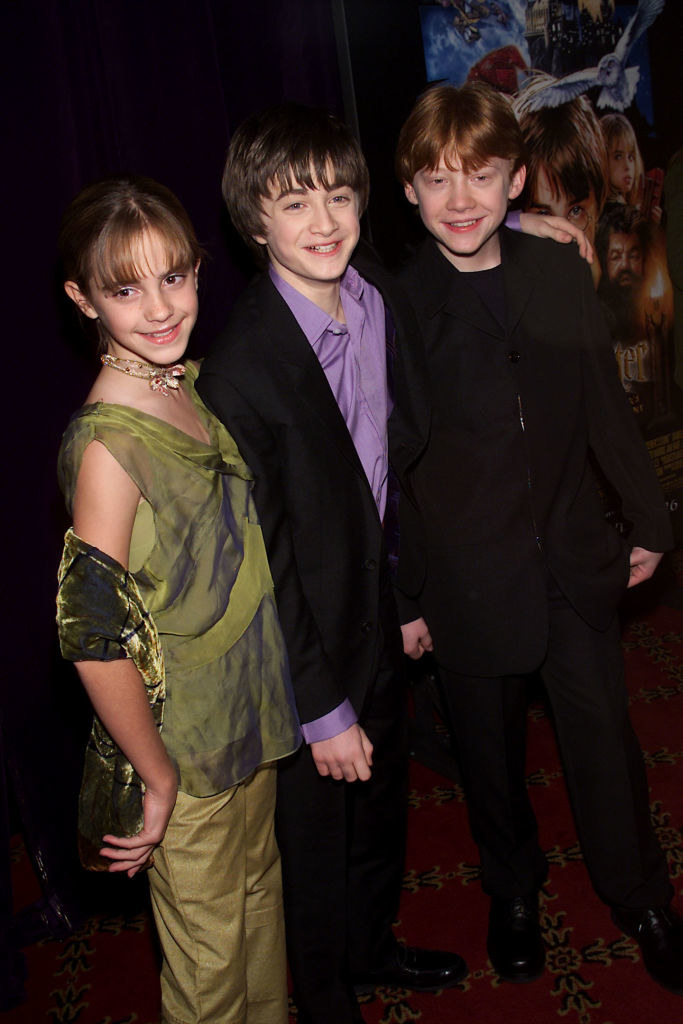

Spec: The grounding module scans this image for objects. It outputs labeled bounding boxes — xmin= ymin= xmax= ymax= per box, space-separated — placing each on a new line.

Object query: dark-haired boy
xmin=392 ymin=81 xmax=683 ymax=994
xmin=197 ymin=102 xmax=596 ymax=1022
xmin=197 ymin=103 xmax=465 ymax=1024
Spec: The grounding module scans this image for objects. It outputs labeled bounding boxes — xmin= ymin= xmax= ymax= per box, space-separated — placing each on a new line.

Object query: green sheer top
xmin=57 ymin=362 xmax=300 ymax=797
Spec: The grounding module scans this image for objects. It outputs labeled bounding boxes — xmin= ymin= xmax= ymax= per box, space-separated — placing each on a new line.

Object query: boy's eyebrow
xmin=275 ymin=186 xmax=308 ymax=200
xmin=274 ymin=182 xmax=351 ymax=201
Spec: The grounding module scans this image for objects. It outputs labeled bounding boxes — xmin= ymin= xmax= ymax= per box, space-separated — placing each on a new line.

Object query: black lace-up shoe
xmin=353 ymin=943 xmax=468 ymax=992
xmin=611 ymin=904 xmax=683 ymax=994
xmin=487 ymin=894 xmax=545 ymax=983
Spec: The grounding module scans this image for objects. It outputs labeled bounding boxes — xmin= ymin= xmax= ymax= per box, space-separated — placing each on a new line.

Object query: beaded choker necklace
xmin=100 ymin=354 xmax=186 ymax=396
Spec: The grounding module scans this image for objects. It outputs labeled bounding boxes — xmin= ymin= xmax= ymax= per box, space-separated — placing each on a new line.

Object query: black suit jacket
xmin=391 ymin=230 xmax=673 ymax=677
xmin=197 ymin=242 xmax=418 ymax=724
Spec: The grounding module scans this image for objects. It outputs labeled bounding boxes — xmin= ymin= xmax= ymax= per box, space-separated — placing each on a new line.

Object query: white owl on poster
xmin=516 ymin=0 xmax=665 ymax=113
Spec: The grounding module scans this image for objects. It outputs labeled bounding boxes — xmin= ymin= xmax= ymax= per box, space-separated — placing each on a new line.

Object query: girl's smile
xmin=66 ymin=229 xmax=199 ymax=368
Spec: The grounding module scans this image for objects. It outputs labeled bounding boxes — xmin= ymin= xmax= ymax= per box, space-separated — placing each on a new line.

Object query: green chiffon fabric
xmin=57 ymin=531 xmax=165 ymax=869
xmin=57 ymin=362 xmax=300 ymax=867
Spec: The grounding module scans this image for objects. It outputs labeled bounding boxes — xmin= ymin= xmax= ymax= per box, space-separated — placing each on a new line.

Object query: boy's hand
xmin=519 ymin=211 xmax=594 ymax=264
xmin=310 ymin=724 xmax=373 ymax=782
xmin=401 ymin=617 xmax=434 ymax=660
xmin=627 ymin=547 xmax=663 ymax=588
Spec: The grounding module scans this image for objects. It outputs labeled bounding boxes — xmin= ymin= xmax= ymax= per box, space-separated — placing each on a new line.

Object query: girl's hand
xmin=100 ymin=779 xmax=177 ymax=878
xmin=519 ymin=211 xmax=594 ymax=264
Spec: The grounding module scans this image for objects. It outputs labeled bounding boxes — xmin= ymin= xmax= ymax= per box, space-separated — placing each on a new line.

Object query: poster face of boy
xmin=524 ymin=167 xmax=600 ymax=246
xmin=405 ymin=156 xmax=525 ymax=272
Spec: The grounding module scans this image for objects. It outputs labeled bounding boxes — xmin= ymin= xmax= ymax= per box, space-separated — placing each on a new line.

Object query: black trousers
xmin=275 ymin=645 xmax=408 ymax=1024
xmin=440 ymin=603 xmax=672 ymax=909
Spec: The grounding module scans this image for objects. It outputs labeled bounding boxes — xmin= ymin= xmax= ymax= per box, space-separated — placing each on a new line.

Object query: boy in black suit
xmin=392 ymin=81 xmax=683 ymax=995
xmin=198 ymin=101 xmax=600 ymax=1021
xmin=197 ymin=103 xmax=465 ymax=1024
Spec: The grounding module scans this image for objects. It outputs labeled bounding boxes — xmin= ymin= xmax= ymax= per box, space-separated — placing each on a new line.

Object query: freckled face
xmin=404 ymin=155 xmax=525 ymax=272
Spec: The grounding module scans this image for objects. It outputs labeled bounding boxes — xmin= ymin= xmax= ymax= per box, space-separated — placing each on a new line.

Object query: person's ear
xmin=508 ymin=165 xmax=526 ymax=202
xmin=193 ymin=260 xmax=201 ymax=287
xmin=404 ymin=182 xmax=419 ymax=206
xmin=64 ymin=281 xmax=98 ymax=320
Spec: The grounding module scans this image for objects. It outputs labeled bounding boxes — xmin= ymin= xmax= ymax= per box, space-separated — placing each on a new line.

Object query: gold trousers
xmin=148 ymin=764 xmax=287 ymax=1024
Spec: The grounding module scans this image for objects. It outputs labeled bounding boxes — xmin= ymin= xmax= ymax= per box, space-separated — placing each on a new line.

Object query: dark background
xmin=2 ymin=0 xmax=681 ymax=925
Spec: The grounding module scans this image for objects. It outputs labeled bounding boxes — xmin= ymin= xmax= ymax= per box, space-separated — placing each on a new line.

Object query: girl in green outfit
xmin=56 ymin=176 xmax=300 ymax=1024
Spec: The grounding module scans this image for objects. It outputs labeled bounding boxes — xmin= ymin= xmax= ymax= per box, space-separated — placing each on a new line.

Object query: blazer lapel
xmin=499 ymin=227 xmax=542 ymax=338
xmin=251 ymin=275 xmax=369 ymax=481
xmin=415 ymin=239 xmax=504 ymax=340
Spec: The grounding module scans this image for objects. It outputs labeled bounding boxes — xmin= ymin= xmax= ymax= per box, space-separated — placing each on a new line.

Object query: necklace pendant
xmin=100 ymin=354 xmax=186 ymax=396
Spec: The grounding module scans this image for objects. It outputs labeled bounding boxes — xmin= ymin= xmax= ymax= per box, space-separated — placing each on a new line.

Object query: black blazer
xmin=197 ymin=242 xmax=417 ymax=724
xmin=391 ymin=229 xmax=673 ymax=677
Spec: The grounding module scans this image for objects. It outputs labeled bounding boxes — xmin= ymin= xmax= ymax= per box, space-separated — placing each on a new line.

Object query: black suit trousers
xmin=440 ymin=603 xmax=672 ymax=909
xmin=275 ymin=622 xmax=409 ymax=1024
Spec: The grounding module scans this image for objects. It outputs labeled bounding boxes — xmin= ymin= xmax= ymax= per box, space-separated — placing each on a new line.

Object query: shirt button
xmin=507 ymin=350 xmax=521 ymax=363
xmin=363 ymin=558 xmax=377 ymax=570
xmin=360 ymin=621 xmax=373 ymax=634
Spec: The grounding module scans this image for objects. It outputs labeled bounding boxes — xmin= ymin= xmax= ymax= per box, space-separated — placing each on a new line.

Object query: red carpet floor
xmin=5 ymin=581 xmax=683 ymax=1023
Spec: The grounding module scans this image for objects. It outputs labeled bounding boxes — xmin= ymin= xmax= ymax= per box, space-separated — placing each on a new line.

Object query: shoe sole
xmin=490 ymin=965 xmax=545 ymax=984
xmin=353 ymin=966 xmax=469 ymax=995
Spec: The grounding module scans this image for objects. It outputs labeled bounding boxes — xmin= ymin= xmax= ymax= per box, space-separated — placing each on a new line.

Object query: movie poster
xmin=418 ymin=0 xmax=683 ymax=535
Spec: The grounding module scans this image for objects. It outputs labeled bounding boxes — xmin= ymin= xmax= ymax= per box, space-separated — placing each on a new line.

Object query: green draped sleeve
xmin=57 ymin=528 xmax=165 ymax=871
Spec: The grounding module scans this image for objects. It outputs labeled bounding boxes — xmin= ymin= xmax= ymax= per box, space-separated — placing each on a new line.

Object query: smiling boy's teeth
xmin=309 ymin=243 xmax=338 ymax=253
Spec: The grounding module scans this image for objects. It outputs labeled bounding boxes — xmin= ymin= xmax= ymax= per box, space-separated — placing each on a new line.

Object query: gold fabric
xmin=57 ymin=361 xmax=300 ymax=801
xmin=56 ymin=529 xmax=165 ymax=870
xmin=148 ymin=765 xmax=288 ymax=1024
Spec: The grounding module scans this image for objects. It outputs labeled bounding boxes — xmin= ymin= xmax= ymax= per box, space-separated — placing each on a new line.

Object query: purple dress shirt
xmin=270 ymin=264 xmax=390 ymax=742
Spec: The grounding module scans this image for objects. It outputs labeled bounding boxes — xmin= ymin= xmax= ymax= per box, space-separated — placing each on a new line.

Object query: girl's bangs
xmin=90 ymin=219 xmax=194 ymax=292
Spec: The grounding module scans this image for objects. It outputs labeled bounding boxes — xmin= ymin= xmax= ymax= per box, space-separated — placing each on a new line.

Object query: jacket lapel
xmin=499 ymin=226 xmax=542 ymax=338
xmin=249 ymin=275 xmax=369 ymax=482
xmin=415 ymin=238 xmax=504 ymax=339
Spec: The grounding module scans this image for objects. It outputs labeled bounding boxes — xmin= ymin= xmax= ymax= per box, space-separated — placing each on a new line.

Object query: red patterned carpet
xmin=6 ymin=569 xmax=683 ymax=1024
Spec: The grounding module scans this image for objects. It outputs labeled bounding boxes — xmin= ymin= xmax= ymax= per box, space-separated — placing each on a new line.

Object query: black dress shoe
xmin=611 ymin=904 xmax=683 ymax=994
xmin=353 ymin=943 xmax=468 ymax=992
xmin=487 ymin=894 xmax=545 ymax=983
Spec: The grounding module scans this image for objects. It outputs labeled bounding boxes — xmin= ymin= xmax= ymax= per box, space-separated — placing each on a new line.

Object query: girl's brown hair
xmin=59 ymin=175 xmax=203 ymax=294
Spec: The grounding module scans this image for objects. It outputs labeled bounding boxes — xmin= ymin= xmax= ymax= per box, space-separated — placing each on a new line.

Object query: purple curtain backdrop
xmin=3 ymin=0 xmax=343 ymax=927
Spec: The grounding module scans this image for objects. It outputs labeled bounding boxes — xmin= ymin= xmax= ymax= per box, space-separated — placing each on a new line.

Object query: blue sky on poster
xmin=419 ymin=2 xmax=656 ymax=126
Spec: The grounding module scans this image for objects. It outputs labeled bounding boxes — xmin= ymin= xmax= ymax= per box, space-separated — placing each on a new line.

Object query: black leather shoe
xmin=353 ymin=943 xmax=468 ymax=992
xmin=611 ymin=905 xmax=683 ymax=994
xmin=487 ymin=894 xmax=545 ymax=983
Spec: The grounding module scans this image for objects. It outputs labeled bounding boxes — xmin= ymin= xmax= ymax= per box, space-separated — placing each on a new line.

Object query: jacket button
xmin=360 ymin=621 xmax=373 ymax=634
xmin=507 ymin=350 xmax=521 ymax=363
xmin=363 ymin=558 xmax=376 ymax=570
